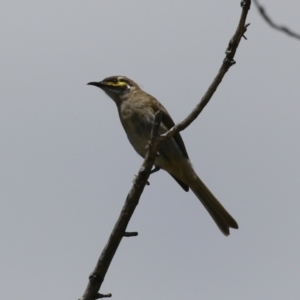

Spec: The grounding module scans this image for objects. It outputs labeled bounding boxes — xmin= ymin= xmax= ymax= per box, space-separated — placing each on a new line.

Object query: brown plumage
xmin=88 ymin=76 xmax=238 ymax=236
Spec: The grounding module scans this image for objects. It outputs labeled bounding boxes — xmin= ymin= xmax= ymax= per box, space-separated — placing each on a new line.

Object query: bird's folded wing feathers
xmin=150 ymin=98 xmax=189 ymax=160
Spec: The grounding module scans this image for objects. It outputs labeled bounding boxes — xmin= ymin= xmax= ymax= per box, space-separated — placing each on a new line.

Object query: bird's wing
xmin=151 ymin=100 xmax=189 ymax=160
xmin=149 ymin=97 xmax=190 ymax=192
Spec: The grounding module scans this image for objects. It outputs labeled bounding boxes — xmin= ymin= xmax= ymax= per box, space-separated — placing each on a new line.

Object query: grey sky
xmin=1 ymin=1 xmax=300 ymax=299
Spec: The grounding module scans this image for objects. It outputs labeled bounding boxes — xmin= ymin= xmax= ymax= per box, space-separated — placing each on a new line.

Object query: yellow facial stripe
xmin=107 ymin=80 xmax=127 ymax=87
xmin=111 ymin=82 xmax=127 ymax=87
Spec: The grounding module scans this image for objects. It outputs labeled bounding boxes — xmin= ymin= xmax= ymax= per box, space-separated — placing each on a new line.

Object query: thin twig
xmin=78 ymin=1 xmax=251 ymax=299
xmin=253 ymin=0 xmax=300 ymax=40
xmin=161 ymin=1 xmax=251 ymax=141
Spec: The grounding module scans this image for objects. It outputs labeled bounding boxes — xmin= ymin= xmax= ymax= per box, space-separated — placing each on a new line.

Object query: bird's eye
xmin=112 ymin=78 xmax=118 ymax=83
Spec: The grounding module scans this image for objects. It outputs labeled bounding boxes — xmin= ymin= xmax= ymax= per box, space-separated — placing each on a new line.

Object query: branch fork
xmin=79 ymin=1 xmax=251 ymax=299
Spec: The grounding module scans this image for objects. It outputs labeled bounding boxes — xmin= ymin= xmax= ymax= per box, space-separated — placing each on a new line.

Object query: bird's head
xmin=88 ymin=76 xmax=139 ymax=104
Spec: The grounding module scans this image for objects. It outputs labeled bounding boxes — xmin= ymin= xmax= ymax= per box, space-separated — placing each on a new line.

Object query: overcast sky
xmin=1 ymin=1 xmax=300 ymax=300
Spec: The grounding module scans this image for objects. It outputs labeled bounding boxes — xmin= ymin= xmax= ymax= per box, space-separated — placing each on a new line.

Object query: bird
xmin=88 ymin=75 xmax=238 ymax=236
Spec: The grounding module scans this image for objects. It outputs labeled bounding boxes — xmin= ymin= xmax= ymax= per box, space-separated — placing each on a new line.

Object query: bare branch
xmin=161 ymin=1 xmax=251 ymax=141
xmin=79 ymin=112 xmax=162 ymax=300
xmin=253 ymin=0 xmax=300 ymax=40
xmin=78 ymin=1 xmax=251 ymax=299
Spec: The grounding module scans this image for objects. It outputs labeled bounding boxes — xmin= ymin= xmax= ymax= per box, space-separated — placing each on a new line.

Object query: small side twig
xmin=123 ymin=232 xmax=138 ymax=237
xmin=95 ymin=293 xmax=112 ymax=299
xmin=253 ymin=0 xmax=300 ymax=40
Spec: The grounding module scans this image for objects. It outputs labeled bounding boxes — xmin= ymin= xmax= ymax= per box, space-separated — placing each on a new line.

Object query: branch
xmin=160 ymin=1 xmax=251 ymax=141
xmin=78 ymin=1 xmax=251 ymax=299
xmin=253 ymin=0 xmax=300 ymax=40
xmin=79 ymin=112 xmax=162 ymax=300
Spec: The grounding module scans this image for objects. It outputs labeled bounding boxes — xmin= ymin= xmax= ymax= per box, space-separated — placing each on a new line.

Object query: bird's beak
xmin=87 ymin=81 xmax=106 ymax=89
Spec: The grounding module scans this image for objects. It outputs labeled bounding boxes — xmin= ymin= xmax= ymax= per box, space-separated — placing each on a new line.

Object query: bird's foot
xmin=150 ymin=166 xmax=161 ymax=174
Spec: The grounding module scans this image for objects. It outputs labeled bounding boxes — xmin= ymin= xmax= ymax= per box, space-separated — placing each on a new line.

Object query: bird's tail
xmin=189 ymin=175 xmax=238 ymax=236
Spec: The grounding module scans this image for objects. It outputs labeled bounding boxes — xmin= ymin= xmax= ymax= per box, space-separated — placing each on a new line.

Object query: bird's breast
xmin=118 ymin=102 xmax=155 ymax=157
